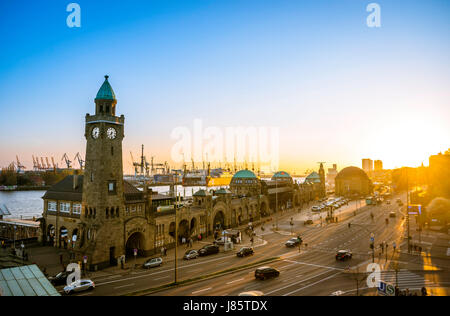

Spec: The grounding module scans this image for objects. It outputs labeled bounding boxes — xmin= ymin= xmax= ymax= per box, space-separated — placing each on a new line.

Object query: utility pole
xmin=275 ymin=177 xmax=278 ymax=230
xmin=174 ymin=187 xmax=178 ymax=284
xmin=406 ymin=171 xmax=410 ymax=253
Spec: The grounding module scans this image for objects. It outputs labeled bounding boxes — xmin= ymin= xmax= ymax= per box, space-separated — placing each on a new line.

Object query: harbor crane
xmin=15 ymin=156 xmax=26 ymax=173
xmin=61 ymin=153 xmax=72 ymax=169
xmin=51 ymin=157 xmax=57 ymax=170
xmin=130 ymin=151 xmax=140 ymax=180
xmin=74 ymin=152 xmax=85 ymax=170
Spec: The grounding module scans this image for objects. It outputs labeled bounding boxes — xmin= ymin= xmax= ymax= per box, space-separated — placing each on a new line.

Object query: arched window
xmin=116 ymin=207 xmax=119 ymax=217
xmin=106 ymin=207 xmax=109 ymax=219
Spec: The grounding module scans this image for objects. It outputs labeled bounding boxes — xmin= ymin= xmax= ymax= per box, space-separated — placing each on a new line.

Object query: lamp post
xmin=275 ymin=177 xmax=278 ymax=231
xmin=174 ymin=189 xmax=178 ymax=284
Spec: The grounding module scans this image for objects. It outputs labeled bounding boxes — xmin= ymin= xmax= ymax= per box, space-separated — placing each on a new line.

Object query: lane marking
xmin=226 ymin=278 xmax=244 ymax=285
xmin=114 ymin=283 xmax=135 ymax=289
xmin=192 ymin=287 xmax=212 ymax=295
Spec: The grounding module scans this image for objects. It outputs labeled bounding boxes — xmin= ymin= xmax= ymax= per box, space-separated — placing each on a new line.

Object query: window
xmin=48 ymin=201 xmax=57 ymax=212
xmin=138 ymin=205 xmax=142 ymax=213
xmin=108 ymin=181 xmax=116 ymax=194
xmin=73 ymin=203 xmax=82 ymax=215
xmin=131 ymin=205 xmax=136 ymax=213
xmin=60 ymin=202 xmax=71 ymax=213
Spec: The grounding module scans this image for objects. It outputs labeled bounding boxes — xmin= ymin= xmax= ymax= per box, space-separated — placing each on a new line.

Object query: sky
xmin=0 ymin=0 xmax=449 ymax=174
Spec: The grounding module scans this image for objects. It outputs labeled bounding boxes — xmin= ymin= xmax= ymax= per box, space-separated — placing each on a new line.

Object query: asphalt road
xmin=58 ymin=194 xmax=448 ymax=296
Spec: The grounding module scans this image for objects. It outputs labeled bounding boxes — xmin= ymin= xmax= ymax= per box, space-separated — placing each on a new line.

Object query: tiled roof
xmin=95 ymin=75 xmax=116 ymax=100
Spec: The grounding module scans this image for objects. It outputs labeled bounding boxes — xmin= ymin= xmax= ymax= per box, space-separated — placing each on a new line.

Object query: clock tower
xmin=81 ymin=75 xmax=126 ymax=268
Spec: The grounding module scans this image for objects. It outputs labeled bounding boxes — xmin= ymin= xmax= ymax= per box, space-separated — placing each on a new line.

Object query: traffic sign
xmin=83 ymin=256 xmax=87 ymax=264
xmin=134 ymin=248 xmax=138 ymax=256
xmin=378 ymin=281 xmax=395 ymax=296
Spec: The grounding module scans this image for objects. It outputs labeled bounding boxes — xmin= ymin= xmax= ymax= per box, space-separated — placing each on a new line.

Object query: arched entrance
xmin=190 ymin=218 xmax=197 ymax=237
xmin=213 ymin=211 xmax=225 ymax=230
xmin=60 ymin=226 xmax=68 ymax=249
xmin=125 ymin=232 xmax=145 ymax=257
xmin=231 ymin=210 xmax=237 ymax=227
xmin=178 ymin=220 xmax=190 ymax=241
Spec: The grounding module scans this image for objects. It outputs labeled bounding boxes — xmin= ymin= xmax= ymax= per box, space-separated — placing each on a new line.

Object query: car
xmin=389 ymin=211 xmax=396 ymax=218
xmin=386 ymin=200 xmax=391 ymax=205
xmin=214 ymin=237 xmax=229 ymax=245
xmin=238 ymin=290 xmax=264 ymax=296
xmin=48 ymin=271 xmax=71 ymax=286
xmin=285 ymin=237 xmax=301 ymax=247
xmin=237 ymin=247 xmax=254 ymax=257
xmin=255 ymin=266 xmax=280 ymax=280
xmin=143 ymin=257 xmax=163 ymax=269
xmin=183 ymin=250 xmax=199 ymax=260
xmin=63 ymin=279 xmax=95 ymax=295
xmin=304 ymin=219 xmax=313 ymax=225
xmin=336 ymin=250 xmax=352 ymax=261
xmin=198 ymin=244 xmax=219 ymax=256
xmin=311 ymin=206 xmax=320 ymax=212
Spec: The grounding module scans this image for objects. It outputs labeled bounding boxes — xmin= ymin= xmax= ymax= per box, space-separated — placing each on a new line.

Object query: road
xmin=58 ymin=194 xmax=449 ymax=296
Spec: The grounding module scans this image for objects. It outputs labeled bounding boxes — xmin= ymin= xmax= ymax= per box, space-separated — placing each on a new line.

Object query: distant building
xmin=429 ymin=151 xmax=450 ymax=198
xmin=362 ymin=159 xmax=373 ymax=173
xmin=326 ymin=164 xmax=338 ymax=187
xmin=374 ymin=160 xmax=383 ymax=171
xmin=335 ymin=166 xmax=373 ymax=197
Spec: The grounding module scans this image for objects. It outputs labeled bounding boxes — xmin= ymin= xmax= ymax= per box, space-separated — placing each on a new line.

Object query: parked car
xmin=48 ymin=271 xmax=71 ymax=286
xmin=198 ymin=244 xmax=219 ymax=256
xmin=285 ymin=237 xmax=301 ymax=247
xmin=335 ymin=250 xmax=352 ymax=261
xmin=237 ymin=247 xmax=254 ymax=257
xmin=183 ymin=250 xmax=199 ymax=260
xmin=143 ymin=257 xmax=163 ymax=269
xmin=255 ymin=266 xmax=280 ymax=280
xmin=311 ymin=206 xmax=320 ymax=212
xmin=389 ymin=211 xmax=396 ymax=218
xmin=239 ymin=290 xmax=264 ymax=296
xmin=63 ymin=279 xmax=95 ymax=295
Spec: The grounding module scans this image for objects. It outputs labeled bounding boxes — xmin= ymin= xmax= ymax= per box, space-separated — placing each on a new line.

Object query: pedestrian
xmin=161 ymin=247 xmax=164 ymax=257
xmin=250 ymin=237 xmax=254 ymax=246
xmin=198 ymin=234 xmax=202 ymax=241
xmin=164 ymin=247 xmax=167 ymax=256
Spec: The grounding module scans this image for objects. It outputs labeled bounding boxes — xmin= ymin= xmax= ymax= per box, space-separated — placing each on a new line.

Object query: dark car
xmin=198 ymin=244 xmax=219 ymax=256
xmin=335 ymin=250 xmax=352 ymax=261
xmin=255 ymin=266 xmax=280 ymax=280
xmin=48 ymin=271 xmax=71 ymax=286
xmin=237 ymin=247 xmax=254 ymax=257
xmin=285 ymin=237 xmax=301 ymax=247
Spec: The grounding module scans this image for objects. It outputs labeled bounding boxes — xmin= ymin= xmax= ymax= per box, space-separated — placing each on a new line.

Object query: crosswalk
xmin=380 ymin=270 xmax=436 ymax=290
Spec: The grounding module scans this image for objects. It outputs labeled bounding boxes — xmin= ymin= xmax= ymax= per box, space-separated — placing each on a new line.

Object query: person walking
xmin=161 ymin=247 xmax=164 ymax=257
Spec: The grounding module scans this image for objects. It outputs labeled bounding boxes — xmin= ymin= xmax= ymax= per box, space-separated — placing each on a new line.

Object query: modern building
xmin=335 ymin=166 xmax=373 ymax=197
xmin=362 ymin=159 xmax=373 ymax=173
xmin=374 ymin=160 xmax=383 ymax=171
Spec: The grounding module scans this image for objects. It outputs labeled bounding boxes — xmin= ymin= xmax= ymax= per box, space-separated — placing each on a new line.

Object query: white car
xmin=143 ymin=257 xmax=163 ymax=269
xmin=64 ymin=279 xmax=95 ymax=295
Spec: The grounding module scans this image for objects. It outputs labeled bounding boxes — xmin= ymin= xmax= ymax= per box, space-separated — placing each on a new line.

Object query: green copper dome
xmin=95 ymin=75 xmax=116 ymax=100
xmin=232 ymin=170 xmax=257 ymax=179
xmin=305 ymin=171 xmax=321 ymax=183
xmin=272 ymin=171 xmax=291 ymax=179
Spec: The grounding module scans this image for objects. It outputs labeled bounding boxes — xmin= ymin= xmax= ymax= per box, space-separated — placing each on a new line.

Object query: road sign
xmin=370 ymin=237 xmax=374 ymax=242
xmin=378 ymin=281 xmax=395 ymax=296
xmin=83 ymin=256 xmax=87 ymax=264
xmin=134 ymin=248 xmax=138 ymax=256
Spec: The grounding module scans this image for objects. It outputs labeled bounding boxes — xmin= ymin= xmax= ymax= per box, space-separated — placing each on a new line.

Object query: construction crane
xmin=130 ymin=151 xmax=140 ymax=180
xmin=61 ymin=153 xmax=72 ymax=169
xmin=46 ymin=157 xmax=51 ymax=170
xmin=74 ymin=152 xmax=85 ymax=170
xmin=51 ymin=157 xmax=57 ymax=170
xmin=15 ymin=156 xmax=26 ymax=173
xmin=40 ymin=157 xmax=47 ymax=170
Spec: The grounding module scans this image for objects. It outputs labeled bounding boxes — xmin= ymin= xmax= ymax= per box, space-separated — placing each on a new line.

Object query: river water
xmin=0 ymin=177 xmax=305 ymax=219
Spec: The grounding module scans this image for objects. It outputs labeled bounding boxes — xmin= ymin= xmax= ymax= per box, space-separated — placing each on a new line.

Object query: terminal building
xmin=335 ymin=166 xmax=373 ymax=197
xmin=41 ymin=76 xmax=325 ymax=270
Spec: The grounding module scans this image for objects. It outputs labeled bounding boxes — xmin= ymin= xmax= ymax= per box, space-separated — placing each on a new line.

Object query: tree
xmin=427 ymin=197 xmax=450 ymax=225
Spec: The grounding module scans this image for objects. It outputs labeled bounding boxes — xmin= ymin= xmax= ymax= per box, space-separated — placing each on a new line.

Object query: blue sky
xmin=0 ymin=0 xmax=449 ymax=173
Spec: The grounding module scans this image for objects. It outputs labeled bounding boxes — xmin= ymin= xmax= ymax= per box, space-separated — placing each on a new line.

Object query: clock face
xmin=107 ymin=127 xmax=117 ymax=139
xmin=91 ymin=127 xmax=100 ymax=139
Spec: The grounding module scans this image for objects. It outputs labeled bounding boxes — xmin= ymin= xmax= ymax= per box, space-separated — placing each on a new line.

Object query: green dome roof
xmin=272 ymin=171 xmax=291 ymax=180
xmin=232 ymin=170 xmax=257 ymax=179
xmin=305 ymin=171 xmax=321 ymax=183
xmin=95 ymin=75 xmax=116 ymax=100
